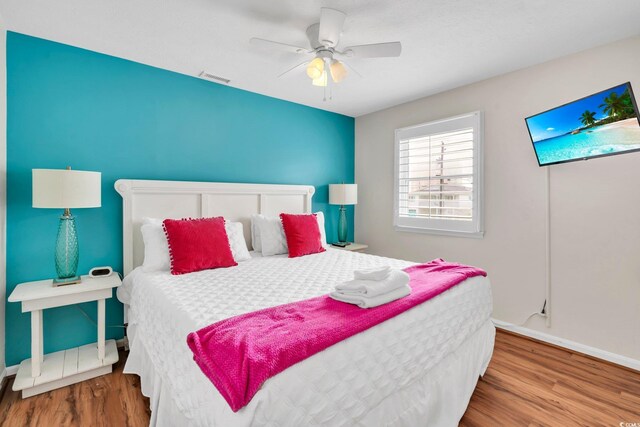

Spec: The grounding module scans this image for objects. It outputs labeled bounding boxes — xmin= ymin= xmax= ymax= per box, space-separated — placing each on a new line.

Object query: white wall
xmin=356 ymin=36 xmax=640 ymax=360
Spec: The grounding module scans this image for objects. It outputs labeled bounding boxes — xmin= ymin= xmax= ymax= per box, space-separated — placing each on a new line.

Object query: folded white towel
xmin=336 ymin=270 xmax=410 ymax=297
xmin=353 ymin=265 xmax=391 ymax=281
xmin=330 ymin=284 xmax=411 ymax=308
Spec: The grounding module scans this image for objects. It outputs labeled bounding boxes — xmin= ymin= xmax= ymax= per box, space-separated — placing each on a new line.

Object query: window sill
xmin=394 ymin=225 xmax=484 ymax=239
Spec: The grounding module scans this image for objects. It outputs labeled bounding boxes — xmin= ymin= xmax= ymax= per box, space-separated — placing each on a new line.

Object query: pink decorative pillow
xmin=163 ymin=217 xmax=237 ymax=275
xmin=280 ymin=213 xmax=326 ymax=258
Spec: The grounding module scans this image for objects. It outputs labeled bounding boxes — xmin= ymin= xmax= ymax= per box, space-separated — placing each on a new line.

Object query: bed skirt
xmin=124 ymin=319 xmax=495 ymax=427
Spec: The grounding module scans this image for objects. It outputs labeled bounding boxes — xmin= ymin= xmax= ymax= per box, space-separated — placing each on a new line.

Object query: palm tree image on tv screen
xmin=525 ymin=82 xmax=640 ymax=166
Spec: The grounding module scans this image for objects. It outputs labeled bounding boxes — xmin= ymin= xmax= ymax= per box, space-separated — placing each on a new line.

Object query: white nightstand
xmin=8 ymin=274 xmax=121 ymax=398
xmin=331 ymin=243 xmax=368 ymax=253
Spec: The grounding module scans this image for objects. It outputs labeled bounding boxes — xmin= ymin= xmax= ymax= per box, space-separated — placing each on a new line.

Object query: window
xmin=394 ymin=111 xmax=483 ymax=237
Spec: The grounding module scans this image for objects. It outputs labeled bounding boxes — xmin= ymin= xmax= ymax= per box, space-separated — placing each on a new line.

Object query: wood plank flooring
xmin=0 ymin=330 xmax=638 ymax=426
xmin=0 ymin=351 xmax=150 ymax=427
xmin=460 ymin=330 xmax=640 ymax=426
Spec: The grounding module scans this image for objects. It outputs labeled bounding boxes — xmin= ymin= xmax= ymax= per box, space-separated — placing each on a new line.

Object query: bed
xmin=115 ymin=179 xmax=495 ymax=426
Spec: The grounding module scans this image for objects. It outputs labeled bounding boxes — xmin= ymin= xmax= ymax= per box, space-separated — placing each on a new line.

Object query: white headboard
xmin=115 ymin=179 xmax=315 ymax=275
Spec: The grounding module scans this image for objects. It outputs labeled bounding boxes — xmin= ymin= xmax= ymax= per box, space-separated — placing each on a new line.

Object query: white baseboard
xmin=0 ymin=367 xmax=6 ymax=385
xmin=492 ymin=318 xmax=640 ymax=372
xmin=5 ymin=364 xmax=18 ymax=376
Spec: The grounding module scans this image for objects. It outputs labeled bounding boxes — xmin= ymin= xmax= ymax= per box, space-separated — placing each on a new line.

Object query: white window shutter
xmin=394 ymin=112 xmax=484 ymax=237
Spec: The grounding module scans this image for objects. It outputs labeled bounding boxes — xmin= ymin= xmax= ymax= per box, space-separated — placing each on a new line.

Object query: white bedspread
xmin=119 ymin=249 xmax=493 ymax=426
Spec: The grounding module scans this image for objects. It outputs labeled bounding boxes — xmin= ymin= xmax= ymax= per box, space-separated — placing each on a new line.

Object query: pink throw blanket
xmin=186 ymin=259 xmax=487 ymax=412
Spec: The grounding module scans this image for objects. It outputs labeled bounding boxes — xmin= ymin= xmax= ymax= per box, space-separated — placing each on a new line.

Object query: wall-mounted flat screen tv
xmin=525 ymin=82 xmax=640 ymax=166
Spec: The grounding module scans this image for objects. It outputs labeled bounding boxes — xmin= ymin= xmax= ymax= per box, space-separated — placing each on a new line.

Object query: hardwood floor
xmin=0 ymin=330 xmax=638 ymax=426
xmin=0 ymin=351 xmax=150 ymax=427
xmin=460 ymin=330 xmax=640 ymax=426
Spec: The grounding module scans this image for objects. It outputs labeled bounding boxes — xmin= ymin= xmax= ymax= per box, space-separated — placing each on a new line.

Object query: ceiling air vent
xmin=199 ymin=71 xmax=230 ymax=84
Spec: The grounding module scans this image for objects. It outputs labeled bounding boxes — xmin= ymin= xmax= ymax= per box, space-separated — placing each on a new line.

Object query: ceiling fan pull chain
xmin=328 ymin=59 xmax=333 ymax=101
xmin=324 ymin=59 xmax=328 ymax=101
xmin=329 ymin=76 xmax=333 ymax=100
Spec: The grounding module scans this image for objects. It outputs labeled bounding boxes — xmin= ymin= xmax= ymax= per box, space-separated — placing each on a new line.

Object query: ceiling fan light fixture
xmin=330 ymin=59 xmax=347 ymax=83
xmin=306 ymin=57 xmax=324 ymax=80
xmin=312 ymin=70 xmax=328 ymax=87
xmin=250 ymin=7 xmax=402 ymax=97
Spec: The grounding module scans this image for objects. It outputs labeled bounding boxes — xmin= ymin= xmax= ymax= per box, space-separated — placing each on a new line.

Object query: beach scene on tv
xmin=526 ymin=83 xmax=640 ymax=165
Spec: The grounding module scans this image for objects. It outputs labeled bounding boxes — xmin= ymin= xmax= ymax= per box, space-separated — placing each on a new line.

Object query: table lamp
xmin=329 ymin=183 xmax=357 ymax=244
xmin=32 ymin=167 xmax=101 ymax=286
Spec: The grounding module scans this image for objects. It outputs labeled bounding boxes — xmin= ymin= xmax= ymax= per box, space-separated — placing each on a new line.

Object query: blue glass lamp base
xmin=337 ymin=205 xmax=348 ymax=243
xmin=54 ymin=212 xmax=80 ymax=286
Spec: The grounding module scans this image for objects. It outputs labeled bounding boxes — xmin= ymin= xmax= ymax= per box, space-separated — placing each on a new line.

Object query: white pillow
xmin=252 ymin=212 xmax=328 ymax=256
xmin=314 ymin=211 xmax=328 ymax=248
xmin=250 ymin=214 xmax=262 ymax=252
xmin=225 ymin=221 xmax=251 ymax=262
xmin=140 ymin=217 xmax=170 ymax=272
xmin=255 ymin=215 xmax=288 ymax=256
xmin=140 ymin=217 xmax=250 ymax=271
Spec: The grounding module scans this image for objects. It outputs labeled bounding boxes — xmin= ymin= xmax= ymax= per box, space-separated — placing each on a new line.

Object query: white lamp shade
xmin=33 ymin=169 xmax=101 ymax=209
xmin=329 ymin=184 xmax=357 ymax=205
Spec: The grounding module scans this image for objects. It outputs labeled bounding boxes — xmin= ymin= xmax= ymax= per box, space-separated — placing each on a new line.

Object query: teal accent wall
xmin=6 ymin=32 xmax=354 ymax=366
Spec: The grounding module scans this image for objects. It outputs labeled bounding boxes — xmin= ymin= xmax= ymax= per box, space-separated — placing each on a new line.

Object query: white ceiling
xmin=2 ymin=0 xmax=640 ymax=117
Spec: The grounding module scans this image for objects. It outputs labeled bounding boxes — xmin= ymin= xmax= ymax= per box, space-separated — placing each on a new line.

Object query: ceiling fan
xmin=250 ymin=8 xmax=402 ymax=91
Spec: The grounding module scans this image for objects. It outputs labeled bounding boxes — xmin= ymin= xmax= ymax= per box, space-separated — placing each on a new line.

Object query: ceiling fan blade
xmin=250 ymin=38 xmax=310 ymax=54
xmin=277 ymin=60 xmax=310 ymax=78
xmin=318 ymin=8 xmax=346 ymax=47
xmin=342 ymin=42 xmax=402 ymax=58
xmin=342 ymin=61 xmax=363 ymax=79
